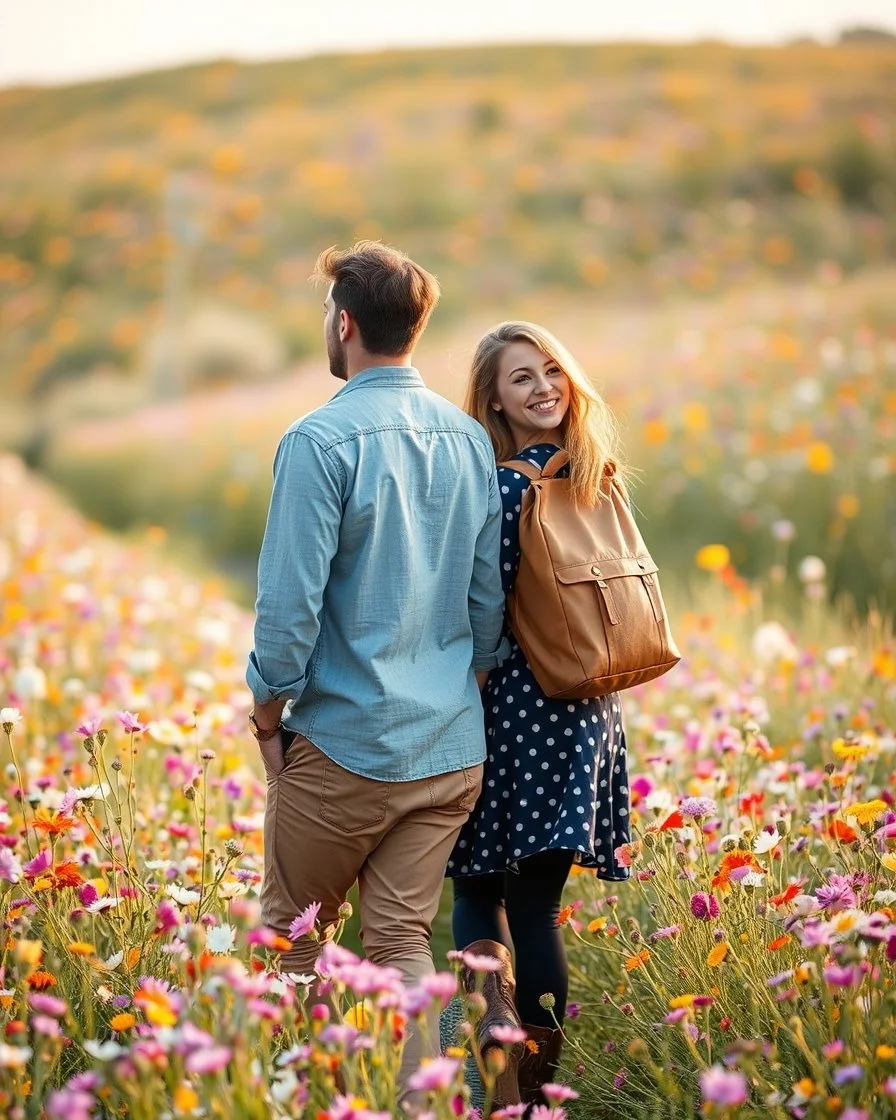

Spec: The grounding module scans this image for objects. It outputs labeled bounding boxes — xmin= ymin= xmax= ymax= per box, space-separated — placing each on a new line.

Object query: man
xmin=246 ymin=240 xmax=507 ymax=1088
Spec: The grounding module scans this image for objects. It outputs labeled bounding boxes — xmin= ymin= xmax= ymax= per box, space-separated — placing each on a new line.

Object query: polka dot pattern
xmin=446 ymin=443 xmax=631 ymax=882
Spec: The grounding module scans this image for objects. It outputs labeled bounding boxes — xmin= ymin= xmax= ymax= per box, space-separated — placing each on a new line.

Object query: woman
xmin=446 ymin=321 xmax=632 ymax=1107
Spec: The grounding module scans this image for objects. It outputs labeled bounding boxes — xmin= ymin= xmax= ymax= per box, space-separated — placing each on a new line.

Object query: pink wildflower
xmin=407 ymin=1056 xmax=461 ymax=1092
xmin=46 ymin=1088 xmax=94 ymax=1120
xmin=31 ymin=1014 xmax=62 ymax=1037
xmin=700 ymin=1066 xmax=748 ymax=1107
xmin=288 ymin=901 xmax=321 ymax=941
xmin=185 ymin=1045 xmax=232 ymax=1074
xmin=0 ymin=849 xmax=23 ymax=883
xmin=23 ymin=849 xmax=52 ymax=878
xmin=490 ymin=1024 xmax=528 ymax=1045
xmin=76 ymin=716 xmax=103 ymax=738
xmin=28 ymin=994 xmax=68 ymax=1017
xmin=460 ymin=951 xmax=503 ymax=972
xmin=542 ymin=1084 xmax=579 ymax=1104
xmin=116 ymin=711 xmax=147 ymax=734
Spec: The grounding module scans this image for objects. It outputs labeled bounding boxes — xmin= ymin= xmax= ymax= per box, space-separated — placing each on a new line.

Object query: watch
xmin=249 ymin=712 xmax=281 ymax=742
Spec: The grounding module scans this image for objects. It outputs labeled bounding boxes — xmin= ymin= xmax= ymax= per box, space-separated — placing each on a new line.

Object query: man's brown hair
xmin=313 ymin=240 xmax=440 ymax=356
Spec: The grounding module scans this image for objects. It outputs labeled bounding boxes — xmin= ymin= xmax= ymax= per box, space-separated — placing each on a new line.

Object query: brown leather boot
xmin=458 ymin=940 xmax=523 ymax=1108
xmin=518 ymin=1023 xmax=564 ymax=1107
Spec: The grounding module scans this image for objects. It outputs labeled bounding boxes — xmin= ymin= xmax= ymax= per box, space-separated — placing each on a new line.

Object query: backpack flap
xmin=555 ymin=557 xmax=665 ymax=625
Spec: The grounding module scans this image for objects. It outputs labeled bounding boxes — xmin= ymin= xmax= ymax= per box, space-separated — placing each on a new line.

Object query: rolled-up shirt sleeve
xmin=469 ymin=464 xmax=510 ymax=671
xmin=246 ymin=430 xmax=343 ymax=703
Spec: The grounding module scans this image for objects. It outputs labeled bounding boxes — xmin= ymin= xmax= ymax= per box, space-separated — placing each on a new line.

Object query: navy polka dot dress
xmin=447 ymin=443 xmax=631 ymax=882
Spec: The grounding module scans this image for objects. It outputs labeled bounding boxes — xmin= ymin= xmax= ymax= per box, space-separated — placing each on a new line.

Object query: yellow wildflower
xmin=67 ymin=942 xmax=96 ymax=956
xmin=669 ymin=995 xmax=696 ymax=1010
xmin=173 ymin=1084 xmax=198 ymax=1114
xmin=344 ymin=1000 xmax=373 ymax=1030
xmin=832 ymin=738 xmax=871 ymax=762
xmin=843 ymin=800 xmax=887 ymax=828
xmin=695 ymin=545 xmax=730 ymax=572
xmin=587 ymin=917 xmax=607 ymax=934
xmin=876 ymin=1045 xmax=895 ymax=1060
xmin=13 ymin=940 xmax=43 ymax=966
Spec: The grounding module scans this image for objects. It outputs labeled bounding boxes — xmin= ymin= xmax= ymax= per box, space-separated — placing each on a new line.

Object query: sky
xmin=1 ymin=0 xmax=894 ymax=87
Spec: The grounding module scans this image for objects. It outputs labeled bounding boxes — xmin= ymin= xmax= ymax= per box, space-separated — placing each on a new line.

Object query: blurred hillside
xmin=1 ymin=40 xmax=894 ymax=429
xmin=1 ymin=40 xmax=894 ymax=611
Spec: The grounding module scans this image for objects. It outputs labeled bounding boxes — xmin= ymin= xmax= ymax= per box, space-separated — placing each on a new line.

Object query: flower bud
xmin=538 ymin=992 xmax=556 ymax=1011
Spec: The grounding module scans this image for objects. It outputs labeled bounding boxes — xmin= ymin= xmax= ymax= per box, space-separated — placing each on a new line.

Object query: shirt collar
xmin=334 ymin=366 xmax=424 ymax=396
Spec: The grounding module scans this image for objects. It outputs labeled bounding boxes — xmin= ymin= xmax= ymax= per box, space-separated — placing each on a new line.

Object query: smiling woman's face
xmin=491 ymin=340 xmax=571 ymax=450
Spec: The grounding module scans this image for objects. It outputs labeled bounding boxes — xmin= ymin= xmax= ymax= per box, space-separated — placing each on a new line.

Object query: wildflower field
xmin=2 ymin=32 xmax=896 ymax=1120
xmin=2 ymin=447 xmax=894 ymax=1120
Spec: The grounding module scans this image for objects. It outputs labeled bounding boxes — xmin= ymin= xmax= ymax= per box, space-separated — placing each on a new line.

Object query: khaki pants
xmin=261 ymin=734 xmax=483 ymax=1088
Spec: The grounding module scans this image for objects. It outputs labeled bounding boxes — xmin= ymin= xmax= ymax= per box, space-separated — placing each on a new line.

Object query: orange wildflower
xmin=556 ymin=905 xmax=575 ymax=927
xmin=27 ymin=970 xmax=58 ymax=990
xmin=829 ymin=819 xmax=859 ymax=844
xmin=31 ymin=809 xmax=76 ymax=836
xmin=624 ymin=949 xmax=651 ymax=971
xmin=706 ymin=942 xmax=729 ymax=968
xmin=712 ymin=851 xmax=764 ymax=890
xmin=110 ymin=1013 xmax=136 ymax=1031
xmin=51 ymin=862 xmax=84 ymax=889
xmin=768 ymin=935 xmax=791 ymax=951
xmin=770 ymin=883 xmax=803 ymax=907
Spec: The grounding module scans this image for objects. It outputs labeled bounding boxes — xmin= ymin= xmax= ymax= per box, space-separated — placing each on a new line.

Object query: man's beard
xmin=326 ymin=319 xmax=347 ymax=382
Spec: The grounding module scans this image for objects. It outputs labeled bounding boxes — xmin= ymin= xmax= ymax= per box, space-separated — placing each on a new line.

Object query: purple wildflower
xmin=681 ymin=796 xmax=717 ymax=820
xmin=833 ymin=1065 xmax=864 ymax=1086
xmin=824 ymin=963 xmax=861 ymax=987
xmin=816 ymin=874 xmax=857 ymax=912
xmin=649 ymin=924 xmax=681 ymax=941
xmin=690 ymin=892 xmax=720 ymax=921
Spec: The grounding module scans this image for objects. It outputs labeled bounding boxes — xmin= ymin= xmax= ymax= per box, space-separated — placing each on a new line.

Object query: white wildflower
xmin=166 ymin=885 xmax=201 ymax=906
xmin=753 ymin=830 xmax=782 ymax=855
xmin=205 ymin=925 xmax=236 ymax=954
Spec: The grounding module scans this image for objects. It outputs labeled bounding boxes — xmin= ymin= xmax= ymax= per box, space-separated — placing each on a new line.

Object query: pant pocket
xmin=319 ymin=757 xmax=390 ymax=833
xmin=451 ymin=764 xmax=484 ymax=813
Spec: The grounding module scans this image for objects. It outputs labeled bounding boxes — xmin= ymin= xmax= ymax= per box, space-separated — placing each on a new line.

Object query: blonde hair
xmin=464 ymin=321 xmax=626 ymax=505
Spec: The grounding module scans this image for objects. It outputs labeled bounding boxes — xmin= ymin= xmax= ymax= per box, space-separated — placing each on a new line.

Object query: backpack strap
xmin=499 ymin=448 xmax=570 ymax=481
xmin=541 ymin=449 xmax=570 ymax=478
xmin=498 ymin=458 xmax=543 ymax=481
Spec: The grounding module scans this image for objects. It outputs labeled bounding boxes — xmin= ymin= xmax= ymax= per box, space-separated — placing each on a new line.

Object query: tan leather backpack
xmin=500 ymin=449 xmax=680 ymax=699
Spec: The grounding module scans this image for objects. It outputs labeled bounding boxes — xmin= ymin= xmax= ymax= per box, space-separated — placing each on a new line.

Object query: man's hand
xmin=258 ymin=731 xmax=287 ymax=779
xmin=251 ymin=698 xmax=287 ymax=778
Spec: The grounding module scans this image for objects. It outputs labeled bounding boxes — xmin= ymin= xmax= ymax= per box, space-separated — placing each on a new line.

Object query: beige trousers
xmin=261 ymin=734 xmax=483 ymax=1089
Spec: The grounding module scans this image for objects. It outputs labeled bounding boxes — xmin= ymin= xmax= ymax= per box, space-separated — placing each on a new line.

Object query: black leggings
xmin=451 ymin=848 xmax=575 ymax=1028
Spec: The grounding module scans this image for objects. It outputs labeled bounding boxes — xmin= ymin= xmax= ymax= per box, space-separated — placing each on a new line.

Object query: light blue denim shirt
xmin=246 ymin=366 xmax=508 ymax=781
